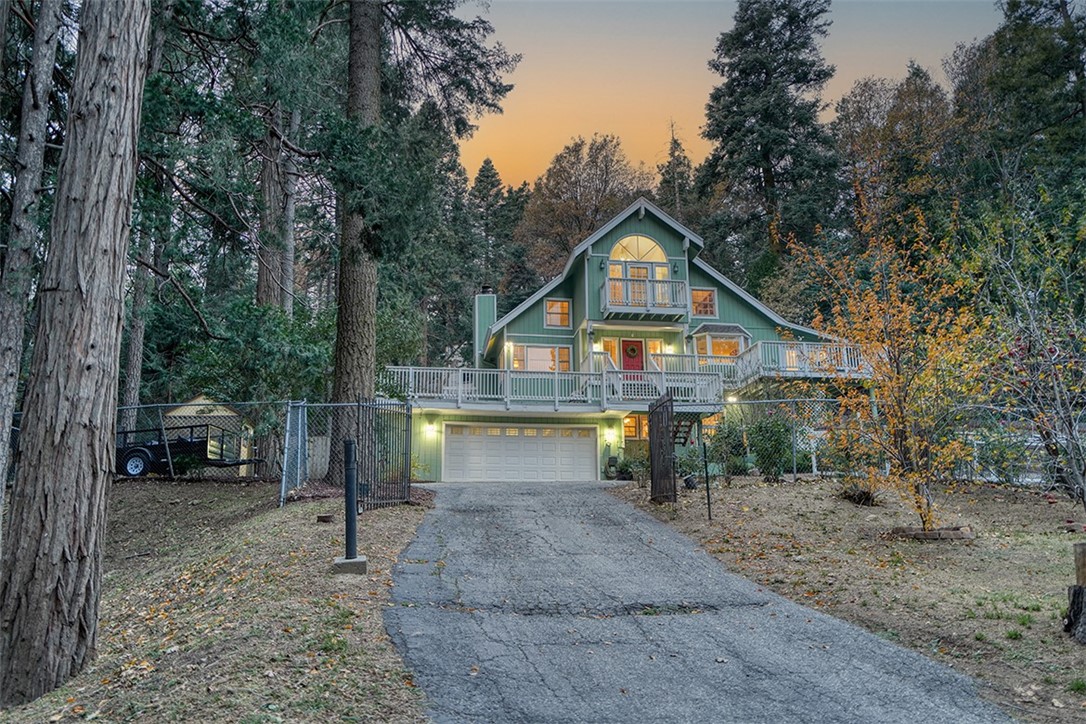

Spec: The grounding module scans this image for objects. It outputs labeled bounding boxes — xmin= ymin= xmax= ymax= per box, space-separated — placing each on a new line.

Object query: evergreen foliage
xmin=699 ymin=0 xmax=840 ymax=290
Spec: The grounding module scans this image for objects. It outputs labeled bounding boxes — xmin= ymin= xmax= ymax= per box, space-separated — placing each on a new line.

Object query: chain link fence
xmin=955 ymin=406 xmax=1078 ymax=489
xmin=678 ymin=399 xmax=843 ymax=483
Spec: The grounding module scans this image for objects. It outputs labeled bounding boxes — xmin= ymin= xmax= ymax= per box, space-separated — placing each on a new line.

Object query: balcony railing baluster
xmin=383 ymin=342 xmax=866 ymax=410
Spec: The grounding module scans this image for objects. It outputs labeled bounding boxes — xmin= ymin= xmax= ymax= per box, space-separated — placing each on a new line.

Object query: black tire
xmin=122 ymin=450 xmax=150 ymax=477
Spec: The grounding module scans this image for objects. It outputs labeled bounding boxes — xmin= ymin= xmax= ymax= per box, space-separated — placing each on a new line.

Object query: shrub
xmin=675 ymin=445 xmax=705 ymax=478
xmin=616 ymin=448 xmax=650 ymax=484
xmin=749 ymin=415 xmax=791 ymax=482
xmin=708 ymin=419 xmax=749 ymax=480
xmin=975 ymin=426 xmax=1031 ymax=486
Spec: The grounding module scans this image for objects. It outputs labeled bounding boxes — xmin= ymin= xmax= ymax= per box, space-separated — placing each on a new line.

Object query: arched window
xmin=607 ymin=234 xmax=672 ymax=307
xmin=609 ymin=235 xmax=666 ymax=263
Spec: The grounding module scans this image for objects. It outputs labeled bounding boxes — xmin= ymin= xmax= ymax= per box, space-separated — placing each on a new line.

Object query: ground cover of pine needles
xmin=612 ymin=476 xmax=1086 ymax=723
xmin=0 ymin=479 xmax=428 ymax=723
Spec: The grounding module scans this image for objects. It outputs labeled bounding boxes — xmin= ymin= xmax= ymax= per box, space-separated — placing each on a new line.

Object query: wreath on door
xmin=625 ymin=344 xmax=640 ymax=358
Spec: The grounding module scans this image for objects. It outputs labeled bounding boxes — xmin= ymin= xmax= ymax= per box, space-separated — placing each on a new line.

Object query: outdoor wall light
xmin=604 ymin=429 xmax=616 ymax=444
xmin=672 ymin=262 xmax=679 ymax=274
xmin=599 ymin=258 xmax=606 ymax=271
xmin=726 ymin=395 xmax=739 ymax=403
xmin=424 ymin=423 xmax=437 ymax=437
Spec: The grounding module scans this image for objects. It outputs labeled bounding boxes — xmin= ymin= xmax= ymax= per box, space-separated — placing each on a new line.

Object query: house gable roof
xmin=484 ymin=198 xmax=699 ymax=351
xmin=482 ymin=196 xmax=825 ymax=354
xmin=690 ymin=257 xmax=823 ymax=340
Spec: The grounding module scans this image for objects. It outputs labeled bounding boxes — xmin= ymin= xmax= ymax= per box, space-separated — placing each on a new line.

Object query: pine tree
xmin=0 ymin=0 xmax=151 ymax=703
xmin=701 ymin=0 xmax=839 ymax=289
xmin=470 ymin=157 xmax=506 ymax=289
xmin=655 ymin=129 xmax=696 ymax=224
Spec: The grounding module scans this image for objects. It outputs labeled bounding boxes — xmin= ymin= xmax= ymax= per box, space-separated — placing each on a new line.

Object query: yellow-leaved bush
xmin=797 ymin=215 xmax=986 ymax=530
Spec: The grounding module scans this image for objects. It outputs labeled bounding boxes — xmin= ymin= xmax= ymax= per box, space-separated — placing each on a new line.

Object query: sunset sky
xmin=457 ymin=0 xmax=1003 ymax=187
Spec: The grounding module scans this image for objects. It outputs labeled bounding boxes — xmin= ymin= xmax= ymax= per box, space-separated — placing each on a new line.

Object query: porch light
xmin=664 ymin=344 xmax=674 ymax=354
xmin=424 ymin=423 xmax=437 ymax=437
xmin=604 ymin=428 xmax=616 ymax=444
xmin=599 ymin=258 xmax=606 ymax=270
xmin=672 ymin=262 xmax=678 ymax=274
xmin=726 ymin=395 xmax=738 ymax=403
xmin=593 ymin=341 xmax=602 ymax=351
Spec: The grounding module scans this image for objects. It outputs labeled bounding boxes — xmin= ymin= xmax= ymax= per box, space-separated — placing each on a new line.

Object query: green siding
xmin=592 ymin=329 xmax=685 ymax=352
xmin=584 ymin=214 xmax=691 ymax=319
xmin=480 ymin=202 xmax=820 ymax=367
xmin=572 ymin=254 xmax=588 ymax=331
xmin=687 ymin=265 xmax=819 ymax=343
xmin=411 ymin=411 xmax=622 ymax=481
xmin=502 ymin=276 xmax=579 ymax=351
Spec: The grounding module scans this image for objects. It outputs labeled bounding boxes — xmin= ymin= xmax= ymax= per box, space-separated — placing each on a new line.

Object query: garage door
xmin=443 ymin=424 xmax=598 ymax=482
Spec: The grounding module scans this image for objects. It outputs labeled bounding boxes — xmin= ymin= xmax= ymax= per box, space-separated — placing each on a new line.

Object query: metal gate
xmin=279 ymin=399 xmax=412 ymax=509
xmin=355 ymin=399 xmax=412 ymax=510
xmin=648 ymin=393 xmax=677 ymax=503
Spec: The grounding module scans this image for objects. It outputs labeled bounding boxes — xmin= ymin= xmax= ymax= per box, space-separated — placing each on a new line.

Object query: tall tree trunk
xmin=327 ymin=0 xmax=382 ymax=483
xmin=0 ymin=0 xmax=10 ymax=87
xmin=334 ymin=0 xmax=381 ymax=402
xmin=0 ymin=0 xmax=63 ymax=547
xmin=280 ymin=107 xmax=300 ymax=319
xmin=256 ymin=102 xmax=284 ymax=307
xmin=121 ymin=0 xmax=174 ymax=433
xmin=0 ymin=0 xmax=150 ymax=705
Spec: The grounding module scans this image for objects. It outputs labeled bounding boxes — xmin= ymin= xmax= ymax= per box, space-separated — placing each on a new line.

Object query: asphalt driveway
xmin=384 ymin=481 xmax=1009 ymax=723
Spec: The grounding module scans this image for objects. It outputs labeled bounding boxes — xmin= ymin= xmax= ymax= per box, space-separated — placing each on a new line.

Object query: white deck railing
xmin=756 ymin=341 xmax=868 ymax=379
xmin=379 ymin=367 xmax=602 ymax=410
xmin=381 ymin=342 xmax=867 ymax=410
xmin=600 ymin=278 xmax=688 ymax=314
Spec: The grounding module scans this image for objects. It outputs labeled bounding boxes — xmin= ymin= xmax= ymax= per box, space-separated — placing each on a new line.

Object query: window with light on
xmin=695 ymin=335 xmax=741 ymax=357
xmin=692 ymin=289 xmax=717 ymax=316
xmin=544 ymin=299 xmax=570 ymax=327
xmin=512 ymin=344 xmax=571 ymax=371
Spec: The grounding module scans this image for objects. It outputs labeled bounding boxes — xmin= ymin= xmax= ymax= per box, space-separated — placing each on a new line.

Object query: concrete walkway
xmin=384 ymin=482 xmax=1009 ymax=723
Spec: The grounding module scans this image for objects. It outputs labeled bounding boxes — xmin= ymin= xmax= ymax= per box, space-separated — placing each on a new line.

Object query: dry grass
xmin=1 ymin=479 xmax=429 ymax=723
xmin=613 ymin=476 xmax=1086 ymax=723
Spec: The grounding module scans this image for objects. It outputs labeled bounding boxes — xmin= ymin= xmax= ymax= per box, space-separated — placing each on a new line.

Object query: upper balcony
xmin=600 ymin=278 xmax=688 ymax=321
xmin=381 ymin=342 xmax=869 ymax=414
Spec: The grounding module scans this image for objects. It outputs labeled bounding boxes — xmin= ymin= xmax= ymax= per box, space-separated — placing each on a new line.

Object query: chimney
xmin=474 ymin=287 xmax=497 ymax=368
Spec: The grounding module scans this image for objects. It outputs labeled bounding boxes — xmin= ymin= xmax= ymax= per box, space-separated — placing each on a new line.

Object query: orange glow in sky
xmin=458 ymin=0 xmax=1001 ymax=187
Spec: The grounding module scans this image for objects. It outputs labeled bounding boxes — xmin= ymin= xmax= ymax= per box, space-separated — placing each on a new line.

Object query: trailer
xmin=115 ymin=423 xmax=259 ymax=477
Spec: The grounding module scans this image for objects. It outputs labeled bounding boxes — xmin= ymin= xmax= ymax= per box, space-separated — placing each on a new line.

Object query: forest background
xmin=0 ymin=0 xmax=1077 ymax=411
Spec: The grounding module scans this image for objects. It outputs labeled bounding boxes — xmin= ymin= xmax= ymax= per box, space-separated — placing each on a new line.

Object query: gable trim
xmin=484 ymin=198 xmax=704 ymax=351
xmin=691 ymin=257 xmax=825 ymax=340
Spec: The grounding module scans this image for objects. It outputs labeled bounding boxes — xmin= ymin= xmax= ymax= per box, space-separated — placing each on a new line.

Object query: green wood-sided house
xmin=384 ymin=198 xmax=866 ymax=482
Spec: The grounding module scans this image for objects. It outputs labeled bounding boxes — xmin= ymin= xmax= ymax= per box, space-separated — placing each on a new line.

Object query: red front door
xmin=621 ymin=339 xmax=644 ymax=371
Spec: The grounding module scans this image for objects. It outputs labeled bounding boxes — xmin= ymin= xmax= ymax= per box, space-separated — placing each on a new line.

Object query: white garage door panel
xmin=444 ymin=425 xmax=597 ymax=482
